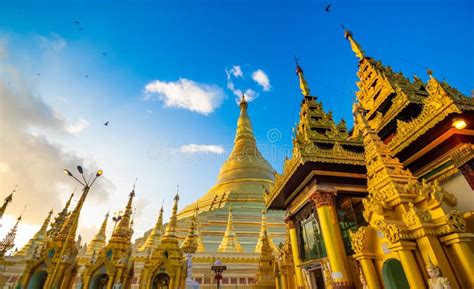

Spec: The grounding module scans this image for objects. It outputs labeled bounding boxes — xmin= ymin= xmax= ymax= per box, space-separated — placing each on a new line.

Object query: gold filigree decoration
xmin=451 ymin=144 xmax=474 ymax=168
xmin=446 ymin=210 xmax=466 ymax=233
xmin=373 ymin=219 xmax=401 ymax=244
xmin=349 ymin=227 xmax=367 ymax=254
xmin=402 ymin=202 xmax=432 ymax=227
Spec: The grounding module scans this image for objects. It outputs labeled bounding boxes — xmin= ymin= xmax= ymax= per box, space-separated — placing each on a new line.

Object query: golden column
xmin=440 ymin=233 xmax=474 ymax=288
xmin=353 ymin=253 xmax=380 ymax=289
xmin=310 ymin=190 xmax=354 ymax=289
xmin=284 ymin=217 xmax=306 ymax=289
xmin=388 ymin=241 xmax=425 ymax=288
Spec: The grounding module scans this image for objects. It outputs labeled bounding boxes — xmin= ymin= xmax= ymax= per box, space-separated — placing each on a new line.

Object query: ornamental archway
xmin=382 ymin=258 xmax=409 ymax=289
xmin=152 ymin=273 xmax=170 ymax=289
xmin=88 ymin=273 xmax=109 ymax=289
xmin=27 ymin=270 xmax=47 ymax=289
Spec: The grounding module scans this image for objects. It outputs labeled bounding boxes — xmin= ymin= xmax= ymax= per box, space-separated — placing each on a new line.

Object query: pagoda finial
xmin=0 ymin=212 xmax=22 ymax=256
xmin=181 ymin=203 xmax=200 ymax=254
xmin=343 ymin=26 xmax=365 ymax=60
xmin=47 ymin=192 xmax=74 ymax=238
xmin=16 ymin=209 xmax=53 ymax=256
xmin=86 ymin=211 xmax=109 ymax=255
xmin=110 ymin=184 xmax=135 ymax=242
xmin=426 ymin=67 xmax=434 ymax=79
xmin=139 ymin=202 xmax=165 ymax=252
xmin=295 ymin=59 xmax=311 ymax=97
xmin=163 ymin=190 xmax=180 ymax=240
xmin=218 ymin=205 xmax=243 ymax=252
xmin=0 ymin=185 xmax=16 ymax=219
xmin=239 ymin=93 xmax=248 ymax=110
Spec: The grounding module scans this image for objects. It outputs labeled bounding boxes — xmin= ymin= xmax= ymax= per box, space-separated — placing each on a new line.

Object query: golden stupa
xmin=175 ymin=95 xmax=285 ymax=253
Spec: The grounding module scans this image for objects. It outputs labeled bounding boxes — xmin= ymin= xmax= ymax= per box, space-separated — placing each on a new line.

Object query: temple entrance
xmin=27 ymin=270 xmax=47 ymax=289
xmin=89 ymin=274 xmax=109 ymax=289
xmin=152 ymin=273 xmax=170 ymax=289
xmin=382 ymin=259 xmax=410 ymax=289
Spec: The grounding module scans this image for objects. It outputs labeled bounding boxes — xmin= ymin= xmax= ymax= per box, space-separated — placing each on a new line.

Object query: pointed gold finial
xmin=218 ymin=205 xmax=243 ymax=252
xmin=343 ymin=25 xmax=365 ymax=60
xmin=295 ymin=58 xmax=311 ymax=97
xmin=0 ymin=185 xmax=16 ymax=219
xmin=163 ymin=189 xmax=180 ymax=240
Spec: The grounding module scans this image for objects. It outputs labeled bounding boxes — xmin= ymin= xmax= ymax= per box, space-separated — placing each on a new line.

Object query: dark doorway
xmin=152 ymin=273 xmax=170 ymax=289
xmin=382 ymin=258 xmax=410 ymax=289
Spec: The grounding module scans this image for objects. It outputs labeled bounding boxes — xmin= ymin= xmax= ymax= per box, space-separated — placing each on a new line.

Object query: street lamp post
xmin=211 ymin=260 xmax=226 ymax=289
xmin=47 ymin=166 xmax=102 ymax=289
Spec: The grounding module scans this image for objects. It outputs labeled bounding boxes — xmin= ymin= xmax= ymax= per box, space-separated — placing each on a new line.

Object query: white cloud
xmin=225 ymin=66 xmax=259 ymax=103
xmin=144 ymin=78 xmax=224 ymax=115
xmin=229 ymin=65 xmax=243 ymax=78
xmin=38 ymin=33 xmax=67 ymax=52
xmin=252 ymin=69 xmax=271 ymax=91
xmin=65 ymin=117 xmax=89 ymax=134
xmin=179 ymin=144 xmax=225 ymax=154
xmin=0 ymin=45 xmax=113 ymax=231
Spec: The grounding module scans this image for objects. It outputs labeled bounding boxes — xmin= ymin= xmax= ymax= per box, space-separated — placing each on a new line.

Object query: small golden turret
xmin=86 ymin=211 xmax=109 ymax=255
xmin=0 ymin=186 xmax=15 ymax=220
xmin=255 ymin=209 xmax=277 ymax=253
xmin=48 ymin=192 xmax=74 ymax=238
xmin=181 ymin=205 xmax=205 ymax=254
xmin=218 ymin=206 xmax=243 ymax=252
xmin=162 ymin=192 xmax=180 ymax=242
xmin=16 ymin=209 xmax=53 ymax=256
xmin=295 ymin=60 xmax=311 ymax=97
xmin=0 ymin=213 xmax=22 ymax=256
xmin=139 ymin=204 xmax=164 ymax=252
xmin=343 ymin=27 xmax=365 ymax=60
xmin=110 ymin=188 xmax=135 ymax=243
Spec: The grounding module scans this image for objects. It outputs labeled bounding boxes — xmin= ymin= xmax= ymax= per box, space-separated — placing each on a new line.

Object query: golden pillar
xmin=280 ymin=272 xmax=289 ymax=289
xmin=440 ymin=232 xmax=474 ymax=288
xmin=310 ymin=190 xmax=354 ymax=289
xmin=388 ymin=241 xmax=425 ymax=288
xmin=417 ymin=235 xmax=460 ymax=289
xmin=285 ymin=217 xmax=306 ymax=289
xmin=353 ymin=253 xmax=380 ymax=289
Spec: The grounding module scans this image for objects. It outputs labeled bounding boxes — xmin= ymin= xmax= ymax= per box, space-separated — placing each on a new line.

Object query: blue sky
xmin=0 ymin=0 xmax=472 ymax=247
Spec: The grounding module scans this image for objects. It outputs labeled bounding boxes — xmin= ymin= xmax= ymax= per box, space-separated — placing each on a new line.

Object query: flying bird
xmin=104 ymin=121 xmax=109 ymax=127
xmin=74 ymin=20 xmax=80 ymax=24
xmin=36 ymin=73 xmax=40 ymax=76
xmin=102 ymin=52 xmax=107 ymax=56
xmin=78 ymin=27 xmax=83 ymax=30
xmin=325 ymin=4 xmax=331 ymax=12
xmin=85 ymin=75 xmax=89 ymax=78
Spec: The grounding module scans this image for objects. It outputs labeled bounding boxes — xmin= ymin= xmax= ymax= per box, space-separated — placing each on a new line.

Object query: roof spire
xmin=181 ymin=204 xmax=202 ymax=254
xmin=48 ymin=192 xmax=74 ymax=238
xmin=0 ymin=212 xmax=22 ymax=256
xmin=295 ymin=58 xmax=311 ymax=97
xmin=110 ymin=185 xmax=135 ymax=242
xmin=343 ymin=26 xmax=365 ymax=60
xmin=162 ymin=191 xmax=180 ymax=240
xmin=0 ymin=185 xmax=16 ymax=219
xmin=86 ymin=211 xmax=109 ymax=255
xmin=16 ymin=209 xmax=53 ymax=256
xmin=139 ymin=203 xmax=164 ymax=252
xmin=218 ymin=205 xmax=244 ymax=252
xmin=255 ymin=209 xmax=277 ymax=253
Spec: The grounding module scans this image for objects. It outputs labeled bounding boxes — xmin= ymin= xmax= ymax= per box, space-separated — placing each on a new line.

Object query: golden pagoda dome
xmin=178 ymin=95 xmax=275 ymax=218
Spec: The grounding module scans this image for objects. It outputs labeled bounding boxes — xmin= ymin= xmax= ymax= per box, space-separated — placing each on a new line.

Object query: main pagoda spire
xmin=218 ymin=206 xmax=243 ymax=252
